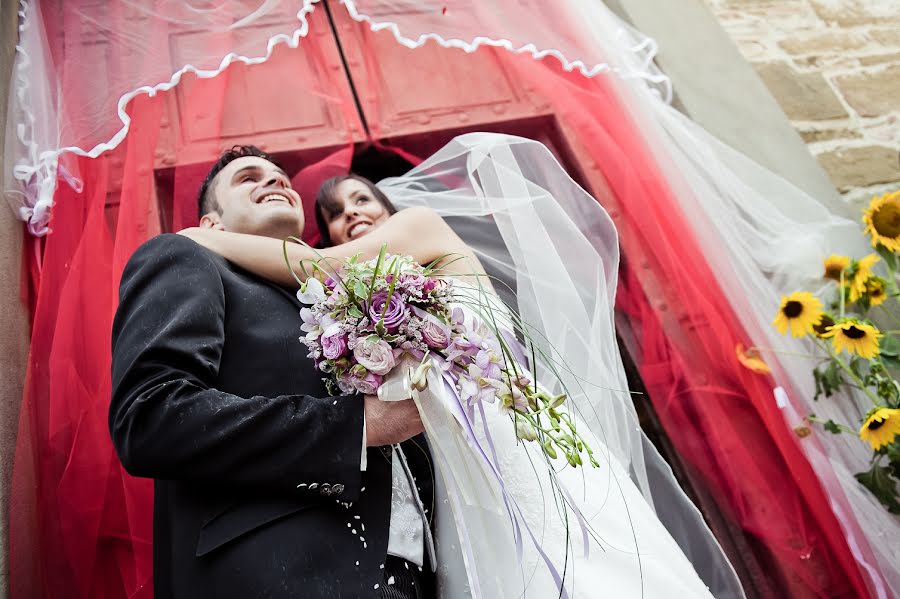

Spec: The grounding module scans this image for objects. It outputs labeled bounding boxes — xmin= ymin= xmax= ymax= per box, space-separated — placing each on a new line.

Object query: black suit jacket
xmin=110 ymin=234 xmax=434 ymax=598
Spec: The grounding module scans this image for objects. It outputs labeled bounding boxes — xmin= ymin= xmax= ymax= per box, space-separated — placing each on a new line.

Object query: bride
xmin=181 ymin=133 xmax=745 ymax=598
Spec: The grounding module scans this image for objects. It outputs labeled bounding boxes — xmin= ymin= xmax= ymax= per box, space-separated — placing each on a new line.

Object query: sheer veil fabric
xmin=378 ymin=133 xmax=745 ymax=598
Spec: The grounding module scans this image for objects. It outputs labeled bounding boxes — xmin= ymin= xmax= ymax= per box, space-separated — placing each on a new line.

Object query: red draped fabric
xmin=10 ymin=19 xmax=876 ymax=599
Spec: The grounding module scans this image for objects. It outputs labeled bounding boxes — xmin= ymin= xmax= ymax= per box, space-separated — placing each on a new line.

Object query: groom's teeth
xmin=261 ymin=194 xmax=289 ymax=204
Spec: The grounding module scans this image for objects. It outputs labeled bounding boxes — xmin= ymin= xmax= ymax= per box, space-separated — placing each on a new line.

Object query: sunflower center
xmin=782 ymin=301 xmax=804 ymax=318
xmin=843 ymin=325 xmax=867 ymax=339
xmin=872 ymin=202 xmax=900 ymax=238
xmin=867 ymin=418 xmax=885 ymax=431
xmin=824 ymin=265 xmax=844 ymax=280
xmin=813 ymin=315 xmax=835 ymax=336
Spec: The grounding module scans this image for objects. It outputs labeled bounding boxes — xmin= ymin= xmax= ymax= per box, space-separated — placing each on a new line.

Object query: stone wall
xmin=0 ymin=1 xmax=29 ymax=598
xmin=702 ymin=0 xmax=900 ymax=212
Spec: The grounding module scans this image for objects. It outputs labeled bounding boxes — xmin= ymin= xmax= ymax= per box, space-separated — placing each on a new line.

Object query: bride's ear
xmin=199 ymin=213 xmax=225 ymax=231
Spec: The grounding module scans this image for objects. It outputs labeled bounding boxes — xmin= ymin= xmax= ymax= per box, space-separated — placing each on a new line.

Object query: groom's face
xmin=202 ymin=156 xmax=304 ymax=239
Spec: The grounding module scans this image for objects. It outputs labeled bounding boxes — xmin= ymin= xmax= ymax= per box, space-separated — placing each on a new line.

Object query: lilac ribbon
xmin=435 ymin=358 xmax=572 ymax=598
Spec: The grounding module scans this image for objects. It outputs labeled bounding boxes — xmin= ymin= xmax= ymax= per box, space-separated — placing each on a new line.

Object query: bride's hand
xmin=178 ymin=227 xmax=225 ymax=253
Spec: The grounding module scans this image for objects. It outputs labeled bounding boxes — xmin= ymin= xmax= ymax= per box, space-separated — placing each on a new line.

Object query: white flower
xmin=297 ymin=277 xmax=326 ymax=304
xmin=300 ymin=307 xmax=323 ymax=342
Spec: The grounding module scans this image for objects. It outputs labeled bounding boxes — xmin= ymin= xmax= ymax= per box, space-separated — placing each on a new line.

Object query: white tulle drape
xmin=3 ymin=0 xmax=668 ymax=235
xmin=4 ymin=0 xmax=317 ymax=235
xmin=602 ymin=64 xmax=899 ymax=598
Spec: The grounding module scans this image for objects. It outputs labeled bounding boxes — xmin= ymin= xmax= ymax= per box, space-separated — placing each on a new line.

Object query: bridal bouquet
xmin=292 ymin=244 xmax=598 ymax=468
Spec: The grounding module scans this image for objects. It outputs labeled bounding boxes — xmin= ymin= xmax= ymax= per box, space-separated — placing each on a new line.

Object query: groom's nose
xmin=265 ymin=172 xmax=289 ymax=188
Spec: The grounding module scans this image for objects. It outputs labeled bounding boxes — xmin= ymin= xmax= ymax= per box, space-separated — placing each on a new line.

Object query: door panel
xmin=328 ymin=0 xmax=546 ymax=138
xmin=143 ymin=6 xmax=365 ymax=169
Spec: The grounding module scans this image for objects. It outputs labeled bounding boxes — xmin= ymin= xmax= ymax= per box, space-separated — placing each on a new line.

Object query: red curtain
xmin=10 ymin=28 xmax=360 ymax=597
xmin=11 ymin=24 xmax=876 ymax=599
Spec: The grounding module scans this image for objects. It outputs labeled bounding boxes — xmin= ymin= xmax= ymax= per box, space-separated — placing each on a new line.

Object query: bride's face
xmin=325 ymin=179 xmax=391 ymax=244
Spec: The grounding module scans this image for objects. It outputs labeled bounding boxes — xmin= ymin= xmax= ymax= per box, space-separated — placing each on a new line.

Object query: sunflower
xmin=735 ymin=343 xmax=771 ymax=374
xmin=859 ymin=407 xmax=900 ymax=450
xmin=813 ymin=312 xmax=836 ymax=338
xmin=822 ymin=318 xmax=882 ymax=359
xmin=823 ymin=255 xmax=850 ymax=282
xmin=849 ymin=254 xmax=879 ymax=302
xmin=863 ymin=190 xmax=900 ymax=253
xmin=773 ymin=292 xmax=824 ymax=337
xmin=866 ymin=276 xmax=888 ymax=307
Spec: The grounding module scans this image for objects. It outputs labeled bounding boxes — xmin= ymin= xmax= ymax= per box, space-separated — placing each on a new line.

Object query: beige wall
xmin=609 ymin=0 xmax=851 ymax=217
xmin=703 ymin=0 xmax=900 ymax=212
xmin=0 ymin=1 xmax=29 ymax=598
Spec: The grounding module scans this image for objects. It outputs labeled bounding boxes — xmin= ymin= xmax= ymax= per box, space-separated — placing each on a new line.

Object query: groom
xmin=110 ymin=146 xmax=435 ymax=598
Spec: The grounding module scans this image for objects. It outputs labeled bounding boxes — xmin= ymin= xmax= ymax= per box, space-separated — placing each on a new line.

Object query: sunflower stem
xmin=746 ymin=345 xmax=821 ymax=360
xmin=840 ymin=270 xmax=846 ymax=319
xmin=878 ymin=305 xmax=900 ymax=328
xmin=806 ymin=415 xmax=857 ymax=435
xmin=813 ymin=339 xmax=883 ymax=407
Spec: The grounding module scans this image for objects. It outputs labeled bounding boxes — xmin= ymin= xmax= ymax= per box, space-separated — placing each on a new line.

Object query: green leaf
xmin=876 ymin=244 xmax=899 ymax=272
xmin=823 ymin=419 xmax=843 ymax=434
xmin=855 ymin=463 xmax=900 ymax=514
xmin=353 ymin=280 xmax=368 ymax=300
xmin=817 ymin=360 xmax=845 ymax=398
xmin=848 ymin=356 xmax=863 ymax=378
xmin=348 ymin=305 xmax=363 ymax=318
xmin=886 ymin=444 xmax=900 ymax=479
xmin=857 ymin=295 xmax=871 ymax=313
xmin=881 ymin=335 xmax=900 ymax=358
xmin=882 ymin=354 xmax=900 ymax=372
xmin=813 ymin=369 xmax=825 ymax=401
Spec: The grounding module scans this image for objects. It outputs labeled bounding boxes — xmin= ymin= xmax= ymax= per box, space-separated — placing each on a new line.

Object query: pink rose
xmin=320 ymin=323 xmax=348 ymax=359
xmin=412 ymin=306 xmax=451 ymax=349
xmin=353 ymin=335 xmax=396 ymax=375
xmin=353 ymin=371 xmax=383 ymax=395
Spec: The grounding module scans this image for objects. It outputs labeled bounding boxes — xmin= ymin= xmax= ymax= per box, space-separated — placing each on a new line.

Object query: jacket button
xmin=308 ymin=483 xmax=319 ymax=491
xmin=332 ymin=484 xmax=345 ymax=495
xmin=320 ymin=483 xmax=332 ymax=495
xmin=296 ymin=483 xmax=307 ymax=489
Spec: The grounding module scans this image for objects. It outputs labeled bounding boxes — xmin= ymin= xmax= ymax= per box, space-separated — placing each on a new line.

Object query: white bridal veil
xmin=379 ymin=132 xmax=746 ymax=598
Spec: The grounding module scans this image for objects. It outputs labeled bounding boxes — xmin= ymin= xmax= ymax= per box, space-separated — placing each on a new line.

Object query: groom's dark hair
xmin=197 ymin=145 xmax=284 ymax=221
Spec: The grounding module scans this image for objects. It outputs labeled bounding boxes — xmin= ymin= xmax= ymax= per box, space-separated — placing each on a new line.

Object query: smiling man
xmin=109 ymin=146 xmax=433 ymax=598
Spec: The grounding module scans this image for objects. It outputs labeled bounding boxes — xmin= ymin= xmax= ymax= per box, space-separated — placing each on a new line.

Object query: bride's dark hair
xmin=315 ymin=174 xmax=398 ymax=246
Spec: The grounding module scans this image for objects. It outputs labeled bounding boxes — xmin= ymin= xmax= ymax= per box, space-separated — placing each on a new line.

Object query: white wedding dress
xmin=391 ymin=280 xmax=719 ymax=598
xmin=377 ymin=132 xmax=745 ymax=598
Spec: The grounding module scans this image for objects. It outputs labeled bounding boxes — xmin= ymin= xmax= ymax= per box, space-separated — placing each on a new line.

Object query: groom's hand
xmin=364 ymin=395 xmax=424 ymax=446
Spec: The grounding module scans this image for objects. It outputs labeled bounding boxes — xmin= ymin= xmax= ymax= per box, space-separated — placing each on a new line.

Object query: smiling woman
xmin=315 ymin=174 xmax=399 ymax=246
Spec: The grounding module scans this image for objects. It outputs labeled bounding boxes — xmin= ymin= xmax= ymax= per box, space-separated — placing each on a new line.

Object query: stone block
xmin=778 ymin=31 xmax=869 ymax=55
xmin=810 ymin=0 xmax=900 ymax=27
xmin=817 ymin=145 xmax=900 ymax=191
xmin=835 ymin=65 xmax=900 ymax=117
xmin=868 ymin=29 xmax=900 ymax=48
xmin=799 ymin=128 xmax=862 ymax=143
xmin=858 ymin=52 xmax=900 ymax=66
xmin=754 ymin=61 xmax=848 ymax=120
